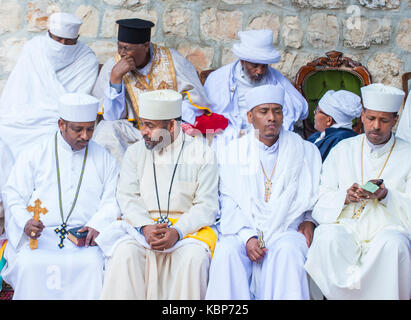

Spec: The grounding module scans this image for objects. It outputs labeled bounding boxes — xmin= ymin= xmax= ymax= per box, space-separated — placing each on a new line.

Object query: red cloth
xmin=182 ymin=113 xmax=229 ymax=135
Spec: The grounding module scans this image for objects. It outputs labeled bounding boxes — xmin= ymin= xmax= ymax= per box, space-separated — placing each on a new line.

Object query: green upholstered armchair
xmin=295 ymin=51 xmax=372 ymax=139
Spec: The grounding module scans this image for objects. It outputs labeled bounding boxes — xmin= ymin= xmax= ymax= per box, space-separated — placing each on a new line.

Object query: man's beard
xmin=243 ymin=69 xmax=265 ymax=85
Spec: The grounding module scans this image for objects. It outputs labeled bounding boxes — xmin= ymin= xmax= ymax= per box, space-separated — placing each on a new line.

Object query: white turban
xmin=361 ymin=83 xmax=405 ymax=113
xmin=48 ymin=12 xmax=82 ymax=39
xmin=319 ymin=90 xmax=362 ymax=125
xmin=59 ymin=93 xmax=99 ymax=122
xmin=232 ymin=30 xmax=281 ymax=65
xmin=245 ymin=84 xmax=285 ymax=112
xmin=138 ymin=89 xmax=182 ymax=120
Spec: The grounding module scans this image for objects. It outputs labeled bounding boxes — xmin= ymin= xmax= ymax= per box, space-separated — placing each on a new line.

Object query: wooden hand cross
xmin=27 ymin=199 xmax=48 ymax=250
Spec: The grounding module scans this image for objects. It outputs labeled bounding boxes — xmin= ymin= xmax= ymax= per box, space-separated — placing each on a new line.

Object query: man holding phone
xmin=305 ymin=83 xmax=411 ymax=300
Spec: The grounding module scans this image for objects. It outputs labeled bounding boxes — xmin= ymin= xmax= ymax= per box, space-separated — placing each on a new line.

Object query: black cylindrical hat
xmin=116 ymin=18 xmax=155 ymax=44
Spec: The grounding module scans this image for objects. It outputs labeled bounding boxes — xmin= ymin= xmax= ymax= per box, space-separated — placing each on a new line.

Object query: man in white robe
xmin=0 ymin=12 xmax=99 ymax=159
xmin=205 ymin=84 xmax=321 ymax=300
xmin=204 ymin=30 xmax=308 ymax=149
xmin=395 ymin=90 xmax=411 ymax=143
xmin=305 ymin=83 xmax=411 ymax=300
xmin=92 ymin=18 xmax=220 ymax=165
xmin=1 ymin=93 xmax=120 ymax=300
xmin=97 ymin=89 xmax=219 ymax=299
xmin=0 ymin=139 xmax=14 ymax=240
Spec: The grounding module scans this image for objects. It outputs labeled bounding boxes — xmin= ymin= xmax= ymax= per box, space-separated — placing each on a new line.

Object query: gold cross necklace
xmin=260 ymin=160 xmax=277 ymax=203
xmin=352 ymin=135 xmax=395 ymax=219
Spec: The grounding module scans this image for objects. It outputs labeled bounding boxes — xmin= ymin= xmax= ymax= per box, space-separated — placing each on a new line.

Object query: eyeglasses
xmin=314 ymin=107 xmax=327 ymax=116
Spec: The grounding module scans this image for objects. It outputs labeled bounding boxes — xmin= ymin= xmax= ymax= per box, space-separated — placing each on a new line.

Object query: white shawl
xmin=0 ymin=34 xmax=99 ymax=158
xmin=218 ymin=129 xmax=321 ymax=244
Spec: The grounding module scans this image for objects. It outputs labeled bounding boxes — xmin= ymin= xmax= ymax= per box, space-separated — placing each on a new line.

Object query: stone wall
xmin=0 ymin=0 xmax=410 ymax=94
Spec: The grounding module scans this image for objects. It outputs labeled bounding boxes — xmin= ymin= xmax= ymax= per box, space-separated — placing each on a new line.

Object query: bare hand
xmin=77 ymin=226 xmax=99 ymax=248
xmin=142 ymin=223 xmax=179 ymax=251
xmin=345 ymin=182 xmax=388 ymax=205
xmin=24 ymin=219 xmax=45 ymax=239
xmin=110 ymin=55 xmax=136 ymax=84
xmin=246 ymin=237 xmax=267 ymax=262
xmin=298 ymin=221 xmax=315 ymax=248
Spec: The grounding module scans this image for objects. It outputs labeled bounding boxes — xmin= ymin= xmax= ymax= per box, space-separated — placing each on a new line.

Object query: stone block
xmin=0 ymin=1 xmax=22 ymax=35
xmin=247 ymin=13 xmax=280 ymax=44
xmin=307 ymin=13 xmax=339 ymax=49
xmin=272 ymin=50 xmax=317 ymax=82
xmin=358 ymin=0 xmax=400 ymax=9
xmin=88 ymin=41 xmax=118 ymax=64
xmin=177 ymin=43 xmax=214 ymax=72
xmin=281 ymin=16 xmax=303 ymax=49
xmin=343 ymin=17 xmax=391 ymax=49
xmin=292 ymin=0 xmax=346 ymax=8
xmin=367 ymin=52 xmax=403 ymax=88
xmin=75 ymin=5 xmax=100 ymax=38
xmin=200 ymin=8 xmax=242 ymax=41
xmin=163 ymin=8 xmax=192 ymax=37
xmin=396 ymin=19 xmax=411 ymax=52
xmin=26 ymin=0 xmax=60 ymax=32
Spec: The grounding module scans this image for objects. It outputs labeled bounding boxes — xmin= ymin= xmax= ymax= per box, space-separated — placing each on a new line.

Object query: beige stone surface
xmin=177 ymin=43 xmax=214 ymax=72
xmin=265 ymin=0 xmax=283 ymax=4
xmin=281 ymin=16 xmax=303 ymax=49
xmin=103 ymin=0 xmax=147 ymax=7
xmin=163 ymin=7 xmax=192 ymax=37
xmin=306 ymin=13 xmax=339 ymax=49
xmin=0 ymin=1 xmax=22 ymax=35
xmin=100 ymin=8 xmax=157 ymax=38
xmin=272 ymin=50 xmax=317 ymax=82
xmin=88 ymin=40 xmax=118 ymax=64
xmin=221 ymin=47 xmax=238 ymax=65
xmin=26 ymin=0 xmax=60 ymax=32
xmin=343 ymin=17 xmax=391 ymax=49
xmin=292 ymin=0 xmax=346 ymax=8
xmin=247 ymin=13 xmax=280 ymax=44
xmin=358 ymin=0 xmax=400 ymax=9
xmin=0 ymin=37 xmax=28 ymax=73
xmin=75 ymin=5 xmax=100 ymax=38
xmin=222 ymin=0 xmax=252 ymax=3
xmin=396 ymin=18 xmax=411 ymax=52
xmin=200 ymin=8 xmax=242 ymax=41
xmin=367 ymin=52 xmax=403 ymax=88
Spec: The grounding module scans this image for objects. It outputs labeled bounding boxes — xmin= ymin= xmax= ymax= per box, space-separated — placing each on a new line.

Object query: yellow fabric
xmin=115 ymin=44 xmax=178 ymax=127
xmin=153 ymin=217 xmax=217 ymax=257
xmin=182 ymin=90 xmax=212 ymax=115
xmin=0 ymin=240 xmax=7 ymax=257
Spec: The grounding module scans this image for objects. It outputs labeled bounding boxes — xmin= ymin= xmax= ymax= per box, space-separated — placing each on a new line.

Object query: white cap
xmin=59 ymin=93 xmax=99 ymax=122
xmin=245 ymin=84 xmax=285 ymax=112
xmin=138 ymin=90 xmax=182 ymax=120
xmin=232 ymin=30 xmax=281 ymax=65
xmin=361 ymin=83 xmax=405 ymax=113
xmin=48 ymin=12 xmax=82 ymax=39
xmin=319 ymin=90 xmax=362 ymax=125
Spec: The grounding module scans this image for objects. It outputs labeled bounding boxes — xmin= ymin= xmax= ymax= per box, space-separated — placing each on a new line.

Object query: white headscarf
xmin=319 ymin=90 xmax=362 ymax=126
xmin=232 ymin=30 xmax=281 ymax=65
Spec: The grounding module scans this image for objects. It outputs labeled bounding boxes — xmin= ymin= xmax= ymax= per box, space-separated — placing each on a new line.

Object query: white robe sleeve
xmin=85 ymin=153 xmax=121 ymax=233
xmin=312 ymin=145 xmax=349 ymax=224
xmin=2 ymin=148 xmax=38 ymax=249
xmin=116 ymin=144 xmax=153 ymax=228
